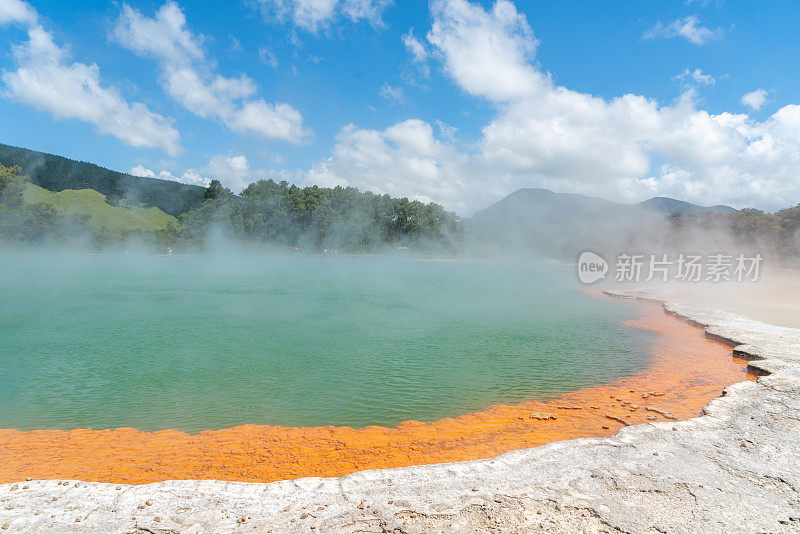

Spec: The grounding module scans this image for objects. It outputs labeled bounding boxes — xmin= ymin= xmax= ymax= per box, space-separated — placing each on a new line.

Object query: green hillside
xmin=0 ymin=143 xmax=204 ymax=216
xmin=22 ymin=183 xmax=176 ymax=236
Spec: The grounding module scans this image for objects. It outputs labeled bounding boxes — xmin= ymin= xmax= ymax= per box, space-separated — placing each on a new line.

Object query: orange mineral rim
xmin=0 ymin=300 xmax=756 ymax=485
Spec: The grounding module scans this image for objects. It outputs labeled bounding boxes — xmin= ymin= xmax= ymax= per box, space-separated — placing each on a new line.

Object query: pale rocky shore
xmin=2 ymin=290 xmax=799 ymax=533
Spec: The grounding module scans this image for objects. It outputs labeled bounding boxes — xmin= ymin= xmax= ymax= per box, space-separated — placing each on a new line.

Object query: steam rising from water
xmin=0 ymin=252 xmax=654 ymax=431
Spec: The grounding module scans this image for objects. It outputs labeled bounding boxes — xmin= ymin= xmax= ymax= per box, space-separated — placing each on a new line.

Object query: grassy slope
xmin=0 ymin=142 xmax=205 ymax=217
xmin=23 ymin=183 xmax=176 ymax=236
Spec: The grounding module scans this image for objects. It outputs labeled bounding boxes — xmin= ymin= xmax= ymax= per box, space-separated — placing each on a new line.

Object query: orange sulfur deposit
xmin=0 ymin=302 xmax=756 ymax=485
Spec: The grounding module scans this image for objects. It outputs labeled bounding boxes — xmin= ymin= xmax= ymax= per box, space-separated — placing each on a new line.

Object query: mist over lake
xmin=0 ymin=252 xmax=654 ymax=432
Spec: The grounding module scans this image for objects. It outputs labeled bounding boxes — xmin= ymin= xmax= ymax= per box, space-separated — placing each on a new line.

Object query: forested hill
xmin=1 ymin=155 xmax=462 ymax=253
xmin=0 ymin=143 xmax=204 ymax=216
xmin=178 ymin=179 xmax=462 ymax=253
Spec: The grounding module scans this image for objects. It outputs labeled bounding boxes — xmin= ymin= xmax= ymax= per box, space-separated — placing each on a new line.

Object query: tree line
xmin=0 ymin=164 xmax=462 ymax=254
xmin=667 ymin=206 xmax=800 ymax=266
xmin=2 ymin=161 xmax=798 ymax=261
xmin=175 ymin=179 xmax=462 ymax=253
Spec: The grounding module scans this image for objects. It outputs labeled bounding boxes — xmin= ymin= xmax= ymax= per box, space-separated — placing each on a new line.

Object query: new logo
xmin=577 ymin=251 xmax=608 ymax=284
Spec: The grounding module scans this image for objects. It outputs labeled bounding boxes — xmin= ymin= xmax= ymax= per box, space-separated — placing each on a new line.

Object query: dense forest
xmin=0 ymin=163 xmax=461 ymax=254
xmin=174 ymin=179 xmax=462 ymax=253
xmin=666 ymin=207 xmax=800 ymax=266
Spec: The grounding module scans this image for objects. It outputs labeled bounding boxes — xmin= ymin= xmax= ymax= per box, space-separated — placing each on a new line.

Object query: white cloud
xmin=741 ymin=89 xmax=768 ymax=111
xmin=673 ymin=68 xmax=715 ymax=102
xmin=302 ymin=0 xmax=800 ymax=214
xmin=130 ymin=165 xmax=156 ymax=178
xmin=402 ymin=28 xmax=428 ymax=63
xmin=304 ymin=119 xmax=474 ymax=210
xmin=0 ymin=0 xmax=36 ymax=25
xmin=401 ymin=28 xmax=430 ymax=81
xmin=643 ymin=15 xmax=723 ymax=45
xmin=112 ymin=1 xmax=310 ymax=143
xmin=180 ymin=169 xmax=212 ymax=187
xmin=427 ymin=0 xmax=542 ymax=102
xmin=258 ymin=46 xmax=279 ymax=68
xmin=265 ymin=0 xmax=337 ymax=31
xmin=130 ymin=165 xmax=211 ymax=187
xmin=379 ymin=83 xmax=404 ymax=104
xmin=676 ymin=68 xmax=715 ymax=86
xmin=204 ymin=154 xmax=257 ymax=192
xmin=229 ymin=101 xmax=310 ymax=142
xmin=435 ymin=120 xmax=458 ymax=142
xmin=340 ymin=0 xmax=391 ymax=26
xmin=131 ymin=154 xmax=267 ymax=192
xmin=256 ymin=0 xmax=391 ymax=32
xmin=1 ymin=3 xmax=181 ymax=155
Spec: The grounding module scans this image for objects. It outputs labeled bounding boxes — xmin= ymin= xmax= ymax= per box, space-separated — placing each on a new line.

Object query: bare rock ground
xmin=1 ymin=290 xmax=799 ymax=533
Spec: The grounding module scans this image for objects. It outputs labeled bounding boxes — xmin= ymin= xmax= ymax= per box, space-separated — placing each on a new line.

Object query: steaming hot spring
xmin=1 ymin=252 xmax=657 ymax=431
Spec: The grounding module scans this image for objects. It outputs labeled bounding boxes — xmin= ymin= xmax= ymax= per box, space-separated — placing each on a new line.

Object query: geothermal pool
xmin=0 ymin=252 xmax=655 ymax=432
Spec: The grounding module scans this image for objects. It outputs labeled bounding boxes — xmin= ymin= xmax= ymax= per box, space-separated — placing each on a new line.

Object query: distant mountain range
xmin=0 ymin=143 xmax=204 ymax=217
xmin=467 ymin=188 xmax=737 ymax=258
xmin=474 ymin=188 xmax=735 ymax=220
xmin=638 ymin=196 xmax=736 ymax=215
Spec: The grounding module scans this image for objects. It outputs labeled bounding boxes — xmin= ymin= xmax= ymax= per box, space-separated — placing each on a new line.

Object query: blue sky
xmin=1 ymin=0 xmax=799 ymax=214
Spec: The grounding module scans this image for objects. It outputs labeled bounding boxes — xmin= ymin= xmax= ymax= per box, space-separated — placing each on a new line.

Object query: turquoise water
xmin=0 ymin=252 xmax=654 ymax=432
